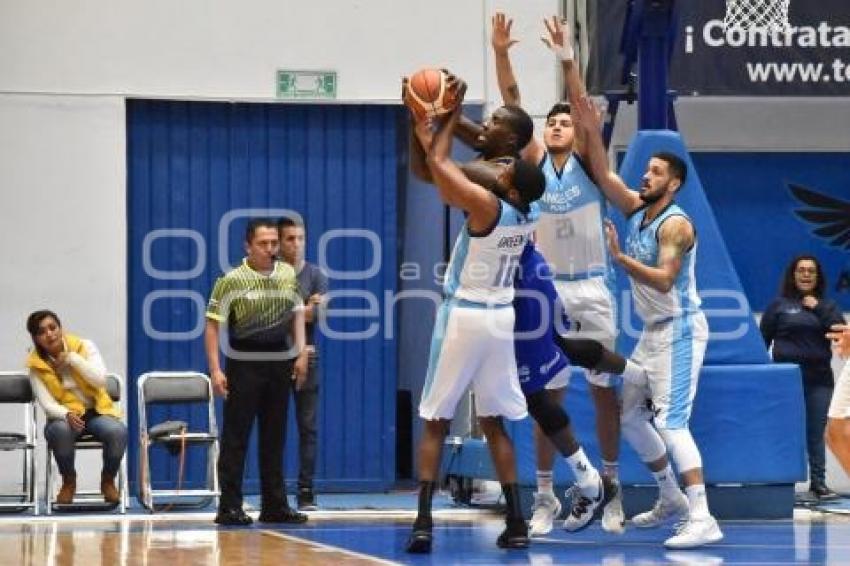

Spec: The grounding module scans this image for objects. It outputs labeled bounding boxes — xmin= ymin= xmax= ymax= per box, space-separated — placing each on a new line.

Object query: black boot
xmin=405 ymin=515 xmax=433 ymax=553
xmin=811 ymin=481 xmax=839 ymax=501
xmin=497 ymin=483 xmax=529 ymax=549
xmin=497 ymin=517 xmax=529 ymax=549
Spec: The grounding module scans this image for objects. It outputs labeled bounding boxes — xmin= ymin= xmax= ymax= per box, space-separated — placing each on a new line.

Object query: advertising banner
xmin=589 ymin=1 xmax=850 ymax=96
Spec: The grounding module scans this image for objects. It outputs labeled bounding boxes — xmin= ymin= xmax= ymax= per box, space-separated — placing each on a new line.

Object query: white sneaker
xmin=563 ymin=475 xmax=617 ymax=532
xmin=601 ymin=481 xmax=626 ymax=534
xmin=665 ymin=551 xmax=724 ymax=565
xmin=528 ymin=492 xmax=562 ymax=536
xmin=632 ymin=491 xmax=689 ymax=528
xmin=664 ymin=515 xmax=723 ymax=549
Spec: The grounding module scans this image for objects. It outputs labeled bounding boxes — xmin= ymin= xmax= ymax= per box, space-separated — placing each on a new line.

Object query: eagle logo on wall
xmin=788 ymin=183 xmax=850 ymax=251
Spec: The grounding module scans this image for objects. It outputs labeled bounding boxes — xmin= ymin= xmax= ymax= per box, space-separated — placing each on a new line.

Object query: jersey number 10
xmin=493 ymin=255 xmax=520 ymax=287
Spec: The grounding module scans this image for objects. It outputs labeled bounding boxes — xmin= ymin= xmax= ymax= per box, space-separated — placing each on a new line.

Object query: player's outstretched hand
xmin=541 ymin=15 xmax=574 ymax=61
xmin=604 ymin=220 xmax=623 ymax=262
xmin=492 ymin=12 xmax=519 ymax=54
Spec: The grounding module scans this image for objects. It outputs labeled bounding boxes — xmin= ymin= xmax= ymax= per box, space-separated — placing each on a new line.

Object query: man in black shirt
xmin=278 ymin=217 xmax=329 ymax=510
xmin=206 ymin=218 xmax=309 ymax=525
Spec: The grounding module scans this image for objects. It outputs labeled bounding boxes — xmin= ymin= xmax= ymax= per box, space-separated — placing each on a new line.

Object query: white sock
xmin=685 ymin=484 xmax=710 ymax=519
xmin=536 ymin=470 xmax=554 ymax=496
xmin=566 ymin=448 xmax=600 ymax=497
xmin=602 ymin=460 xmax=619 ymax=481
xmin=652 ymin=463 xmax=682 ymax=501
xmin=621 ymin=359 xmax=647 ymax=386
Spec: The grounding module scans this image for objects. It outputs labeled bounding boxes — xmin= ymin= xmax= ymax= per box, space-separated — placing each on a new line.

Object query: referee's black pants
xmin=218 ymin=356 xmax=293 ymax=512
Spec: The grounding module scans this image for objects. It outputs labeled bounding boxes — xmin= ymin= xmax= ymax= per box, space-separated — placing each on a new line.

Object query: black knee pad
xmin=526 ymin=390 xmax=570 ymax=436
xmin=554 ymin=336 xmax=604 ymax=369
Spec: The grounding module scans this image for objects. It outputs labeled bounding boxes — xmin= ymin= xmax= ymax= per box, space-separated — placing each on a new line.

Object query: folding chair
xmin=137 ymin=371 xmax=219 ymax=512
xmin=45 ymin=373 xmax=128 ymax=514
xmin=0 ymin=372 xmax=38 ymax=514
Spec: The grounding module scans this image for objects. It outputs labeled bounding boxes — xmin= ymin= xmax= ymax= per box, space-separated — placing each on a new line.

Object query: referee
xmin=205 ymin=217 xmax=309 ymax=525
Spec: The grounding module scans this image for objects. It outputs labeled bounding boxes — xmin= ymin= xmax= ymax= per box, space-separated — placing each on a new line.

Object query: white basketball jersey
xmin=535 ymin=153 xmax=612 ymax=281
xmin=625 ymin=204 xmax=702 ymax=324
xmin=444 ymin=200 xmax=539 ymax=305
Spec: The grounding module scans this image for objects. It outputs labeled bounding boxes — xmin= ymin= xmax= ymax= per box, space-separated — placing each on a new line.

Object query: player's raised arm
xmin=402 ymin=72 xmax=486 ymax=181
xmin=492 ymin=12 xmax=521 ymax=106
xmin=605 ymin=216 xmax=694 ymax=293
xmin=402 ymin=77 xmax=435 ymax=182
xmin=490 ymin=12 xmax=545 ymax=164
xmin=429 ymin=68 xmax=485 ymax=150
xmin=425 ymin=82 xmax=499 ymax=230
xmin=409 ymin=118 xmax=435 ymax=183
xmin=542 ymin=16 xmax=588 ymax=158
xmin=542 ymin=16 xmax=585 ymax=104
xmin=572 ymin=95 xmax=643 ymax=215
xmin=452 ymin=114 xmax=485 ymax=149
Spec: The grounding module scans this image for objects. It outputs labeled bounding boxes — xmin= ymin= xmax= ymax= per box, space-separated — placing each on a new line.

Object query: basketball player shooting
xmin=402 ymin=74 xmax=546 ymax=553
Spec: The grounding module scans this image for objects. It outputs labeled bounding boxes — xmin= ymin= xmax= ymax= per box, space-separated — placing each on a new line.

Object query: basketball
xmin=405 ymin=67 xmax=456 ymax=119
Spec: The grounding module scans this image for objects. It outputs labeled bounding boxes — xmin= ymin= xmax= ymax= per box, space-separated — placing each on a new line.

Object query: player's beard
xmin=639 ymin=185 xmax=665 ymax=204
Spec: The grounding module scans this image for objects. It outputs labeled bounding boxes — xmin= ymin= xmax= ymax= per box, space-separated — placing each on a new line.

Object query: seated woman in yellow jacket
xmin=25 ymin=310 xmax=127 ymax=504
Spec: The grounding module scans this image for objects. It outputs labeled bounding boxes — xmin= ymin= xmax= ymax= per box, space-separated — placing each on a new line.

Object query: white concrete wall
xmin=0 ymin=95 xmax=126 ymax=375
xmin=0 ymin=94 xmax=126 ymax=494
xmin=610 ymin=96 xmax=850 ymax=151
xmin=0 ymin=0 xmax=492 ymax=102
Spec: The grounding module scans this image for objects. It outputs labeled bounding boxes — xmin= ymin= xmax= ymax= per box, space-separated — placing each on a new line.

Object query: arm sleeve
xmin=205 ymin=276 xmax=228 ymax=322
xmin=29 ymin=372 xmax=69 ymax=420
xmin=313 ymin=266 xmax=329 ymax=295
xmin=66 ymin=339 xmax=107 ymax=388
xmin=760 ymin=300 xmax=779 ymax=347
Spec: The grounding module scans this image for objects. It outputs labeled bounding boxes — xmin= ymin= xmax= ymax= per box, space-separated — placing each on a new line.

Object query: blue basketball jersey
xmin=444 ymin=200 xmax=539 ymax=305
xmin=513 ymin=243 xmax=571 ymax=394
xmin=625 ymin=203 xmax=702 ymax=324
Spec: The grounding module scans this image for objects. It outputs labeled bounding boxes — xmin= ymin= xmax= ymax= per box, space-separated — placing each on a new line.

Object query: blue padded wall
xmin=461 ymin=364 xmax=806 ymax=485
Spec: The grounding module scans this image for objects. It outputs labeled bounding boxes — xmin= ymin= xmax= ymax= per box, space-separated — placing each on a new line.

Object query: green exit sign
xmin=277 ymin=70 xmax=337 ymax=99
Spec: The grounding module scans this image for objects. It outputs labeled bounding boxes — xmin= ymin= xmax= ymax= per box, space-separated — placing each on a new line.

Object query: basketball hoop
xmin=724 ymin=0 xmax=790 ymax=31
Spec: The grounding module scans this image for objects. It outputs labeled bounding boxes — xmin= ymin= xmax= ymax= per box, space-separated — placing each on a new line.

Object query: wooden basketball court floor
xmin=4 ymin=499 xmax=850 ymax=565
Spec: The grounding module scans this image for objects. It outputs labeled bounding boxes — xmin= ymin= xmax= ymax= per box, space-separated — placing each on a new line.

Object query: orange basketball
xmin=405 ymin=68 xmax=455 ymax=119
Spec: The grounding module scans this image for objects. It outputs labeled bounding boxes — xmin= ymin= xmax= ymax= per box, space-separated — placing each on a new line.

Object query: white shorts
xmin=554 ymin=277 xmax=618 ymax=388
xmin=626 ymin=313 xmax=708 ymax=430
xmin=544 ymin=366 xmax=573 ymax=391
xmin=419 ymin=301 xmax=528 ymax=421
xmin=828 ymin=361 xmax=850 ymax=419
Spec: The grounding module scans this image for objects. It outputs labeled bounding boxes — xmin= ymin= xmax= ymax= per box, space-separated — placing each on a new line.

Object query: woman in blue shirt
xmin=761 ymin=255 xmax=846 ymax=500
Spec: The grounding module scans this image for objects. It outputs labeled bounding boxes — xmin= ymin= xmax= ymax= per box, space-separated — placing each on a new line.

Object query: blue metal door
xmin=127 ymin=100 xmax=400 ymax=493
